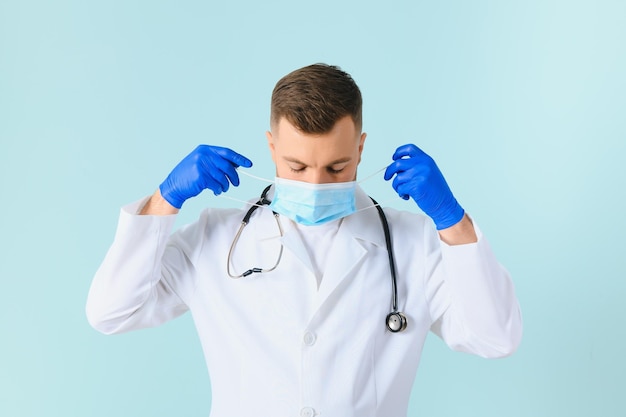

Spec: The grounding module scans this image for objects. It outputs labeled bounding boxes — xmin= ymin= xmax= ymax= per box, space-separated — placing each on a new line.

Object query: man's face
xmin=266 ymin=116 xmax=366 ymax=184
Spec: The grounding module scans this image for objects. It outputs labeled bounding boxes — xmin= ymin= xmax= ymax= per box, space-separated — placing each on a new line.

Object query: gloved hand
xmin=159 ymin=145 xmax=253 ymax=209
xmin=384 ymin=144 xmax=465 ymax=230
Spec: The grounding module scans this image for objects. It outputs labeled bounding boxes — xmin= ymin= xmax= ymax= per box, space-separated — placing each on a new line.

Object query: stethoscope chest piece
xmin=386 ymin=311 xmax=407 ymax=333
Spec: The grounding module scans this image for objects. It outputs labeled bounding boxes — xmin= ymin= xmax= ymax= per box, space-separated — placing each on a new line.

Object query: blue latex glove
xmin=159 ymin=145 xmax=253 ymax=209
xmin=384 ymin=144 xmax=465 ymax=230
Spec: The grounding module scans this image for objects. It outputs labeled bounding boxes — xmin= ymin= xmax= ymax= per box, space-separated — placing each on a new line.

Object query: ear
xmin=265 ymin=130 xmax=276 ymax=163
xmin=357 ymin=132 xmax=367 ymax=164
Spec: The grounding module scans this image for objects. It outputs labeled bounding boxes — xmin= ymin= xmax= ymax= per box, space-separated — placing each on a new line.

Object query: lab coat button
xmin=303 ymin=331 xmax=317 ymax=346
xmin=300 ymin=406 xmax=316 ymax=417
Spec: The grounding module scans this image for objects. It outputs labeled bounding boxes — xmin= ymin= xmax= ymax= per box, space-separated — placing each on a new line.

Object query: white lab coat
xmin=86 ymin=185 xmax=522 ymax=417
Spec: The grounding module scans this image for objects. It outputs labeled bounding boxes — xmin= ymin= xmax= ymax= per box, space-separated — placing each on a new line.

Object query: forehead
xmin=272 ymin=116 xmax=360 ymax=163
xmin=273 ymin=116 xmax=359 ymax=142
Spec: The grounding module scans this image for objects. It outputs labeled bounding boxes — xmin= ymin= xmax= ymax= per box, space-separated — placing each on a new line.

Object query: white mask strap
xmin=238 ymin=170 xmax=274 ymax=183
xmin=218 ymin=194 xmax=270 ymax=209
xmin=354 ymin=198 xmax=398 ymax=214
xmin=357 ymin=165 xmax=387 ymax=185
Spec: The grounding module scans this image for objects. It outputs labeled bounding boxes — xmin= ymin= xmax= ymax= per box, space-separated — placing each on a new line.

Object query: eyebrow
xmin=283 ymin=156 xmax=352 ymax=166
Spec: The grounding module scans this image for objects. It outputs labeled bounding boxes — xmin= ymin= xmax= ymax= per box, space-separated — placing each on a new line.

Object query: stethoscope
xmin=226 ymin=185 xmax=407 ymax=333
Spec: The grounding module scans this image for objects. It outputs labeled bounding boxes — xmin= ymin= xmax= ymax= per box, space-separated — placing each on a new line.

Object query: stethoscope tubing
xmin=370 ymin=197 xmax=399 ymax=313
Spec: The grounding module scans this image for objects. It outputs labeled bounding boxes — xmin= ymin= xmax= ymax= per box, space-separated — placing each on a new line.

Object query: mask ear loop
xmin=216 ymin=170 xmax=275 ymax=209
xmin=355 ymin=166 xmax=397 ymax=213
xmin=357 ymin=166 xmax=387 ymax=185
xmin=238 ymin=170 xmax=274 ymax=184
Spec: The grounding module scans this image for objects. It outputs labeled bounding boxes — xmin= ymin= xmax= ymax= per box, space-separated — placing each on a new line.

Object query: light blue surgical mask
xmin=269 ymin=177 xmax=357 ymax=226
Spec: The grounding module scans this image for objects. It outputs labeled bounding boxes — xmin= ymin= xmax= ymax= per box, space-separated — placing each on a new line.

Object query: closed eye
xmin=289 ymin=166 xmax=306 ymax=173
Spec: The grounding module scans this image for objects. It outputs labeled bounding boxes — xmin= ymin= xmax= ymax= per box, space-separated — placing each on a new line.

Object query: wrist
xmin=139 ymin=189 xmax=180 ymax=215
xmin=158 ymin=181 xmax=185 ymax=209
xmin=437 ymin=213 xmax=477 ymax=245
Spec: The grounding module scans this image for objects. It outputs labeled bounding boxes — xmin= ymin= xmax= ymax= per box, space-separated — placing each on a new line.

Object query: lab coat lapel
xmin=248 ymin=206 xmax=314 ymax=274
xmin=315 ymin=186 xmax=386 ymax=307
xmin=279 ymin=221 xmax=316 ymax=273
xmin=315 ymin=223 xmax=366 ymax=306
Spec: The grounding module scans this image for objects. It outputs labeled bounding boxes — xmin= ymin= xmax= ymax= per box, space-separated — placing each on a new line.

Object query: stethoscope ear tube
xmin=227 ymin=185 xmax=283 ymax=278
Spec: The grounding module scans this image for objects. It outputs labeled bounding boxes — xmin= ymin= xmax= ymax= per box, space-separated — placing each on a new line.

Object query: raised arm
xmin=86 ymin=144 xmax=252 ymax=334
xmin=385 ymin=144 xmax=521 ymax=357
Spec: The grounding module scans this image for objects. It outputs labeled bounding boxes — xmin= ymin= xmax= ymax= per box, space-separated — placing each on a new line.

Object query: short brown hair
xmin=270 ymin=63 xmax=362 ymax=134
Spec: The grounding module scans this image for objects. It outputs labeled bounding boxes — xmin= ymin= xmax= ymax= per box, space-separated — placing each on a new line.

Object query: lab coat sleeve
xmin=425 ymin=220 xmax=523 ymax=358
xmin=86 ymin=198 xmax=192 ymax=335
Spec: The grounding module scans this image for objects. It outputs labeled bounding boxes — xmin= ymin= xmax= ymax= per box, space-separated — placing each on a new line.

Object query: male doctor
xmin=87 ymin=63 xmax=522 ymax=417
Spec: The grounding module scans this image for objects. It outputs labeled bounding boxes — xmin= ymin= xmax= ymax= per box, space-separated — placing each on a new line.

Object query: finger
xmin=199 ymin=158 xmax=230 ymax=194
xmin=389 ymin=175 xmax=411 ymax=200
xmin=211 ymin=146 xmax=253 ymax=168
xmin=391 ymin=177 xmax=411 ymax=200
xmin=391 ymin=170 xmax=413 ymax=195
xmin=393 ymin=168 xmax=429 ymax=200
xmin=203 ymin=176 xmax=226 ymax=196
xmin=384 ymin=163 xmax=398 ymax=181
xmin=223 ymin=165 xmax=241 ymax=188
xmin=384 ymin=159 xmax=410 ymax=180
xmin=392 ymin=144 xmax=426 ymax=161
xmin=208 ymin=151 xmax=239 ymax=185
xmin=384 ymin=158 xmax=423 ymax=181
xmin=396 ymin=178 xmax=426 ymax=201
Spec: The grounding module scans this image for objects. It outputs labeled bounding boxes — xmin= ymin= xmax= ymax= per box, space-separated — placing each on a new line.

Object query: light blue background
xmin=1 ymin=0 xmax=625 ymax=416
